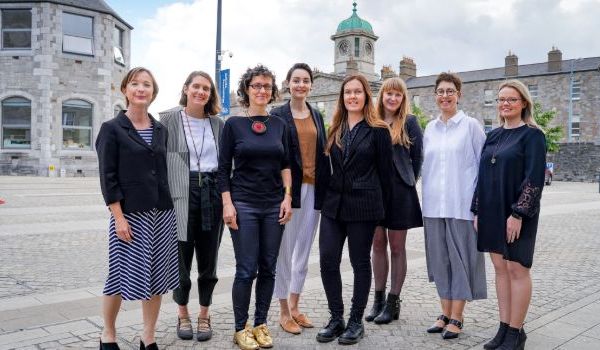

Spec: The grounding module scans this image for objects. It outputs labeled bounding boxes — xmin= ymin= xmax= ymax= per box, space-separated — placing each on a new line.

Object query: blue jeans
xmin=230 ymin=201 xmax=283 ymax=331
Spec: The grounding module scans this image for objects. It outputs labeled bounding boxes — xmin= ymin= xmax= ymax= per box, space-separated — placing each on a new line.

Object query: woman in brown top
xmin=270 ymin=63 xmax=329 ymax=335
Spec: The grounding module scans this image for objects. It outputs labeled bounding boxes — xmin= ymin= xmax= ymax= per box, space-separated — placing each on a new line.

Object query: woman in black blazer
xmin=316 ymin=74 xmax=393 ymax=346
xmin=270 ymin=63 xmax=330 ymax=334
xmin=96 ymin=67 xmax=178 ymax=350
xmin=366 ymin=77 xmax=423 ymax=325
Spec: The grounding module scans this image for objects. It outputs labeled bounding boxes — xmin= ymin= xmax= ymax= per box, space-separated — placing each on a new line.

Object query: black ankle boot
xmin=374 ymin=293 xmax=400 ymax=324
xmin=316 ymin=316 xmax=345 ymax=343
xmin=338 ymin=314 xmax=364 ymax=345
xmin=484 ymin=322 xmax=509 ymax=349
xmin=498 ymin=326 xmax=526 ymax=350
xmin=365 ymin=290 xmax=386 ymax=322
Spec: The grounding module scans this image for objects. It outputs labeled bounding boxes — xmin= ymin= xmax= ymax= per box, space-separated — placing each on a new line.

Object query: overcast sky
xmin=105 ymin=0 xmax=600 ymax=114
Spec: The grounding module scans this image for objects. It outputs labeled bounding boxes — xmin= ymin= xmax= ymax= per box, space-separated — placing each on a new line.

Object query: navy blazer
xmin=271 ymin=101 xmax=330 ymax=210
xmin=392 ymin=115 xmax=423 ymax=186
xmin=321 ymin=122 xmax=393 ymax=221
xmin=96 ymin=111 xmax=173 ymax=213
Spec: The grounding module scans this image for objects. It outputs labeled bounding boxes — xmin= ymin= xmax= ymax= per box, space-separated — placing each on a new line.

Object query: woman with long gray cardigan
xmin=159 ymin=71 xmax=224 ymax=342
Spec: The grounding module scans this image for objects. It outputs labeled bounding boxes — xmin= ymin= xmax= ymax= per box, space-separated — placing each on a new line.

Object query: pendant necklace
xmin=490 ymin=130 xmax=513 ymax=165
xmin=245 ymin=110 xmax=269 ymax=135
xmin=182 ymin=110 xmax=206 ymax=185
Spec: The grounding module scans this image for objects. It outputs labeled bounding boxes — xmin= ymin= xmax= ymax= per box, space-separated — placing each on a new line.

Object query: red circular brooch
xmin=251 ymin=121 xmax=267 ymax=135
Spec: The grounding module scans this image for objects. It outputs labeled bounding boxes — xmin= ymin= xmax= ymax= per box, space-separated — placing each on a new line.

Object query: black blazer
xmin=271 ymin=101 xmax=330 ymax=209
xmin=321 ymin=122 xmax=393 ymax=221
xmin=392 ymin=115 xmax=423 ymax=186
xmin=96 ymin=111 xmax=173 ymax=214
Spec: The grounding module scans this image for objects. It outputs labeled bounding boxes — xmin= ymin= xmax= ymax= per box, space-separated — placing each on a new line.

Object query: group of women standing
xmin=95 ymin=63 xmax=545 ymax=350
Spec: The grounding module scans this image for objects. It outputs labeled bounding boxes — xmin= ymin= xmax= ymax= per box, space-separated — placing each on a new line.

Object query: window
xmin=354 ymin=37 xmax=359 ymax=57
xmin=62 ymin=99 xmax=92 ymax=149
xmin=412 ymin=95 xmax=420 ymax=107
xmin=113 ymin=26 xmax=124 ymax=65
xmin=571 ymin=114 xmax=580 ymax=137
xmin=1 ymin=9 xmax=32 ymax=49
xmin=62 ymin=12 xmax=93 ymax=55
xmin=571 ymin=79 xmax=581 ymax=100
xmin=528 ymin=84 xmax=538 ymax=99
xmin=484 ymin=119 xmax=493 ymax=133
xmin=2 ymin=97 xmax=31 ymax=149
xmin=484 ymin=89 xmax=494 ymax=106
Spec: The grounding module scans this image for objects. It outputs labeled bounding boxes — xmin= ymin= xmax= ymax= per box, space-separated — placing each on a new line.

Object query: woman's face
xmin=247 ymin=75 xmax=273 ymax=108
xmin=497 ymin=86 xmax=525 ymax=122
xmin=343 ymin=79 xmax=366 ymax=114
xmin=184 ymin=75 xmax=211 ymax=109
xmin=382 ymin=88 xmax=404 ymax=115
xmin=435 ymin=81 xmax=459 ymax=115
xmin=123 ymin=71 xmax=154 ymax=107
xmin=288 ymin=69 xmax=312 ymax=100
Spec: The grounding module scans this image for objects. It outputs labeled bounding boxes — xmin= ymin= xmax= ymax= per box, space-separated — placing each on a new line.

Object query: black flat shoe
xmin=338 ymin=318 xmax=364 ymax=345
xmin=426 ymin=314 xmax=449 ymax=333
xmin=316 ymin=317 xmax=345 ymax=343
xmin=140 ymin=340 xmax=159 ymax=350
xmin=99 ymin=339 xmax=120 ymax=350
xmin=441 ymin=318 xmax=463 ymax=339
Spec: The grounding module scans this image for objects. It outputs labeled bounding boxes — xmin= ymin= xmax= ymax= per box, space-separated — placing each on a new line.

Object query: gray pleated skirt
xmin=423 ymin=217 xmax=487 ymax=301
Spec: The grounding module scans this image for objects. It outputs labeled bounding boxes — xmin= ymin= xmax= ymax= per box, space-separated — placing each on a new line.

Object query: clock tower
xmin=331 ymin=2 xmax=379 ymax=81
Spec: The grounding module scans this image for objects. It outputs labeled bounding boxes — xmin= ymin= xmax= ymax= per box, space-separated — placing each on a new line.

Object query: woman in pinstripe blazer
xmin=159 ymin=71 xmax=224 ymax=342
xmin=316 ymin=74 xmax=393 ymax=346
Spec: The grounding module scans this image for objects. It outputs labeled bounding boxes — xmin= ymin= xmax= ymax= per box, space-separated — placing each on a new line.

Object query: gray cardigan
xmin=159 ymin=106 xmax=224 ymax=241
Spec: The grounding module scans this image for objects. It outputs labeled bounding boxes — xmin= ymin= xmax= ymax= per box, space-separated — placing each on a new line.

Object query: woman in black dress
xmin=366 ymin=77 xmax=423 ymax=324
xmin=472 ymin=80 xmax=546 ymax=350
xmin=316 ymin=74 xmax=393 ymax=345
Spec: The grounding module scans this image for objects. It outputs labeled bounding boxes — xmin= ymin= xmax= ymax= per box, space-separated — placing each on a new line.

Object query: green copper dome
xmin=336 ymin=2 xmax=373 ymax=34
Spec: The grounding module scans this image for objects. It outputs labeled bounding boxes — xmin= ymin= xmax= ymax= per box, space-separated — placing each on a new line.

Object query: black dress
xmin=472 ymin=124 xmax=546 ymax=268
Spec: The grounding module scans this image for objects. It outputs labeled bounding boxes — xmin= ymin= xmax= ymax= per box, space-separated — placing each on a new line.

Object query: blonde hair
xmin=326 ymin=74 xmax=389 ymax=154
xmin=376 ymin=77 xmax=411 ymax=147
xmin=498 ymin=79 xmax=541 ymax=130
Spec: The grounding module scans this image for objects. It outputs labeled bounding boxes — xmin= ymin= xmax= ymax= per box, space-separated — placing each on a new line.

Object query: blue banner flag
xmin=220 ymin=69 xmax=230 ymax=116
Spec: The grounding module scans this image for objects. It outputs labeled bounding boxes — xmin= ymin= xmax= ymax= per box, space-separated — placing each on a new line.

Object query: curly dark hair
xmin=236 ymin=64 xmax=279 ymax=108
xmin=434 ymin=72 xmax=462 ymax=92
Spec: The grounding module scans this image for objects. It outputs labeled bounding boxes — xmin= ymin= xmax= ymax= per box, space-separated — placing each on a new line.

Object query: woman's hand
xmin=279 ymin=195 xmax=292 ymax=225
xmin=473 ymin=215 xmax=478 ymax=233
xmin=114 ymin=216 xmax=133 ymax=243
xmin=223 ymin=203 xmax=238 ymax=230
xmin=506 ymin=215 xmax=522 ymax=243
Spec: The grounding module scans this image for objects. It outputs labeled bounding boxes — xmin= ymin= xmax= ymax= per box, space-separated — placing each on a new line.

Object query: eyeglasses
xmin=249 ymin=83 xmax=273 ymax=91
xmin=435 ymin=88 xmax=457 ymax=96
xmin=496 ymin=97 xmax=522 ymax=104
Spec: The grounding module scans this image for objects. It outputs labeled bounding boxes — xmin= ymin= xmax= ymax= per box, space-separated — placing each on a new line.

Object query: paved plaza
xmin=0 ymin=176 xmax=599 ymax=349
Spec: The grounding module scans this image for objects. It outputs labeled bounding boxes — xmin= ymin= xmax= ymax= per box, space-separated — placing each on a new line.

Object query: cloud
xmin=130 ymin=0 xmax=600 ymax=115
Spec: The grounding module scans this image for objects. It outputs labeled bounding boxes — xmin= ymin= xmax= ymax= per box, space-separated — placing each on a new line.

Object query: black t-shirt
xmin=217 ymin=115 xmax=290 ymax=205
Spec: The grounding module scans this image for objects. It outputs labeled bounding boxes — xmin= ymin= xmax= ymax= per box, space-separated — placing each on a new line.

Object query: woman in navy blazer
xmin=316 ymin=74 xmax=393 ymax=346
xmin=366 ymin=77 xmax=423 ymax=325
xmin=96 ymin=67 xmax=178 ymax=350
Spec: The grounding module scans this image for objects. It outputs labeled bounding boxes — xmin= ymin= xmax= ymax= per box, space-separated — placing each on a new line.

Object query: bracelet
xmin=511 ymin=212 xmax=522 ymax=220
xmin=284 ymin=186 xmax=292 ymax=196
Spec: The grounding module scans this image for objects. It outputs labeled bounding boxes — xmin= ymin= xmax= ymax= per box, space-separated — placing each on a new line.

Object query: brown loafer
xmin=279 ymin=318 xmax=301 ymax=335
xmin=292 ymin=313 xmax=314 ymax=328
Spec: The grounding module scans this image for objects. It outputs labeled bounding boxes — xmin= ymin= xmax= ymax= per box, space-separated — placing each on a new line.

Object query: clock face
xmin=338 ymin=40 xmax=349 ymax=55
xmin=365 ymin=41 xmax=373 ymax=56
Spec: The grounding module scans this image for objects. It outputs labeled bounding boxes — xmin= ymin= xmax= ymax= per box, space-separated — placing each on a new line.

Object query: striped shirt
xmin=137 ymin=126 xmax=153 ymax=145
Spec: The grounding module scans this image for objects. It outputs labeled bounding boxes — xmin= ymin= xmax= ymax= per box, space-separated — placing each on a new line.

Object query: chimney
xmin=548 ymin=46 xmax=563 ymax=72
xmin=380 ymin=65 xmax=397 ymax=80
xmin=505 ymin=51 xmax=518 ymax=76
xmin=345 ymin=57 xmax=359 ymax=76
xmin=399 ymin=57 xmax=416 ymax=80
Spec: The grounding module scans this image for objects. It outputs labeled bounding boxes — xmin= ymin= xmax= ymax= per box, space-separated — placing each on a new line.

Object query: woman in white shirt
xmin=421 ymin=72 xmax=487 ymax=340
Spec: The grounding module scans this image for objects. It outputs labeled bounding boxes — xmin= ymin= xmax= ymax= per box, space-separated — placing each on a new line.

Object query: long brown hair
xmin=498 ymin=80 xmax=542 ymax=130
xmin=179 ymin=71 xmax=222 ymax=115
xmin=325 ymin=74 xmax=388 ymax=154
xmin=376 ymin=77 xmax=411 ymax=147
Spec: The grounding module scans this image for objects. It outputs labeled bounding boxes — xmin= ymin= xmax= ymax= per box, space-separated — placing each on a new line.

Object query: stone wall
xmin=548 ymin=143 xmax=600 ymax=182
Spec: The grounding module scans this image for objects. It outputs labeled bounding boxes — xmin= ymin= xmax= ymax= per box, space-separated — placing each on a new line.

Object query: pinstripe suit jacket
xmin=321 ymin=123 xmax=393 ymax=222
xmin=159 ymin=106 xmax=224 ymax=241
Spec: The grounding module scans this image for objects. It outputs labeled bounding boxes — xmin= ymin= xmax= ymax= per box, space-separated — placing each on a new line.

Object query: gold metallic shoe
xmin=233 ymin=325 xmax=259 ymax=350
xmin=252 ymin=324 xmax=273 ymax=348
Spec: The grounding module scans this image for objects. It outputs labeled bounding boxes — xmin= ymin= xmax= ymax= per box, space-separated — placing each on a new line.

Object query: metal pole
xmin=215 ymin=0 xmax=222 ymax=91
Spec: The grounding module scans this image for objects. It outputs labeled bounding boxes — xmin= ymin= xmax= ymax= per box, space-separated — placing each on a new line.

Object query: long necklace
xmin=182 ymin=110 xmax=206 ymax=185
xmin=490 ymin=130 xmax=513 ymax=165
xmin=245 ymin=110 xmax=269 ymax=135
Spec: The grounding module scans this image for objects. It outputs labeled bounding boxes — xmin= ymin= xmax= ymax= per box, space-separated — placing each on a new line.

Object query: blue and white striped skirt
xmin=103 ymin=208 xmax=179 ymax=300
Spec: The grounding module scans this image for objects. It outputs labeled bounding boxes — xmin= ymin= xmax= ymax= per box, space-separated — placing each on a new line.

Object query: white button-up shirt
xmin=421 ymin=110 xmax=486 ymax=220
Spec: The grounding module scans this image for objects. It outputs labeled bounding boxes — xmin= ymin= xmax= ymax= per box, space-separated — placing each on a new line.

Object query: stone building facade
xmin=0 ymin=0 xmax=131 ymax=176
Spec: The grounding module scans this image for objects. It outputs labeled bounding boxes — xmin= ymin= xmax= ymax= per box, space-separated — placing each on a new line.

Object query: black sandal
xmin=442 ymin=318 xmax=463 ymax=339
xmin=426 ymin=315 xmax=450 ymax=333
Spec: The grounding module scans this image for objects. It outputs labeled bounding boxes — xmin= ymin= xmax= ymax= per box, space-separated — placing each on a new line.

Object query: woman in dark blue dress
xmin=472 ymin=79 xmax=546 ymax=350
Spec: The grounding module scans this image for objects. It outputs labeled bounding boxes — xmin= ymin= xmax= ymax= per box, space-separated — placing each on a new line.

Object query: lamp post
xmin=215 ymin=0 xmax=222 ymax=91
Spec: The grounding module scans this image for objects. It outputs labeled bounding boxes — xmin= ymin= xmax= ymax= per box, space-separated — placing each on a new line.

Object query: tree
xmin=411 ymin=104 xmax=430 ymax=130
xmin=533 ymin=102 xmax=563 ymax=153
